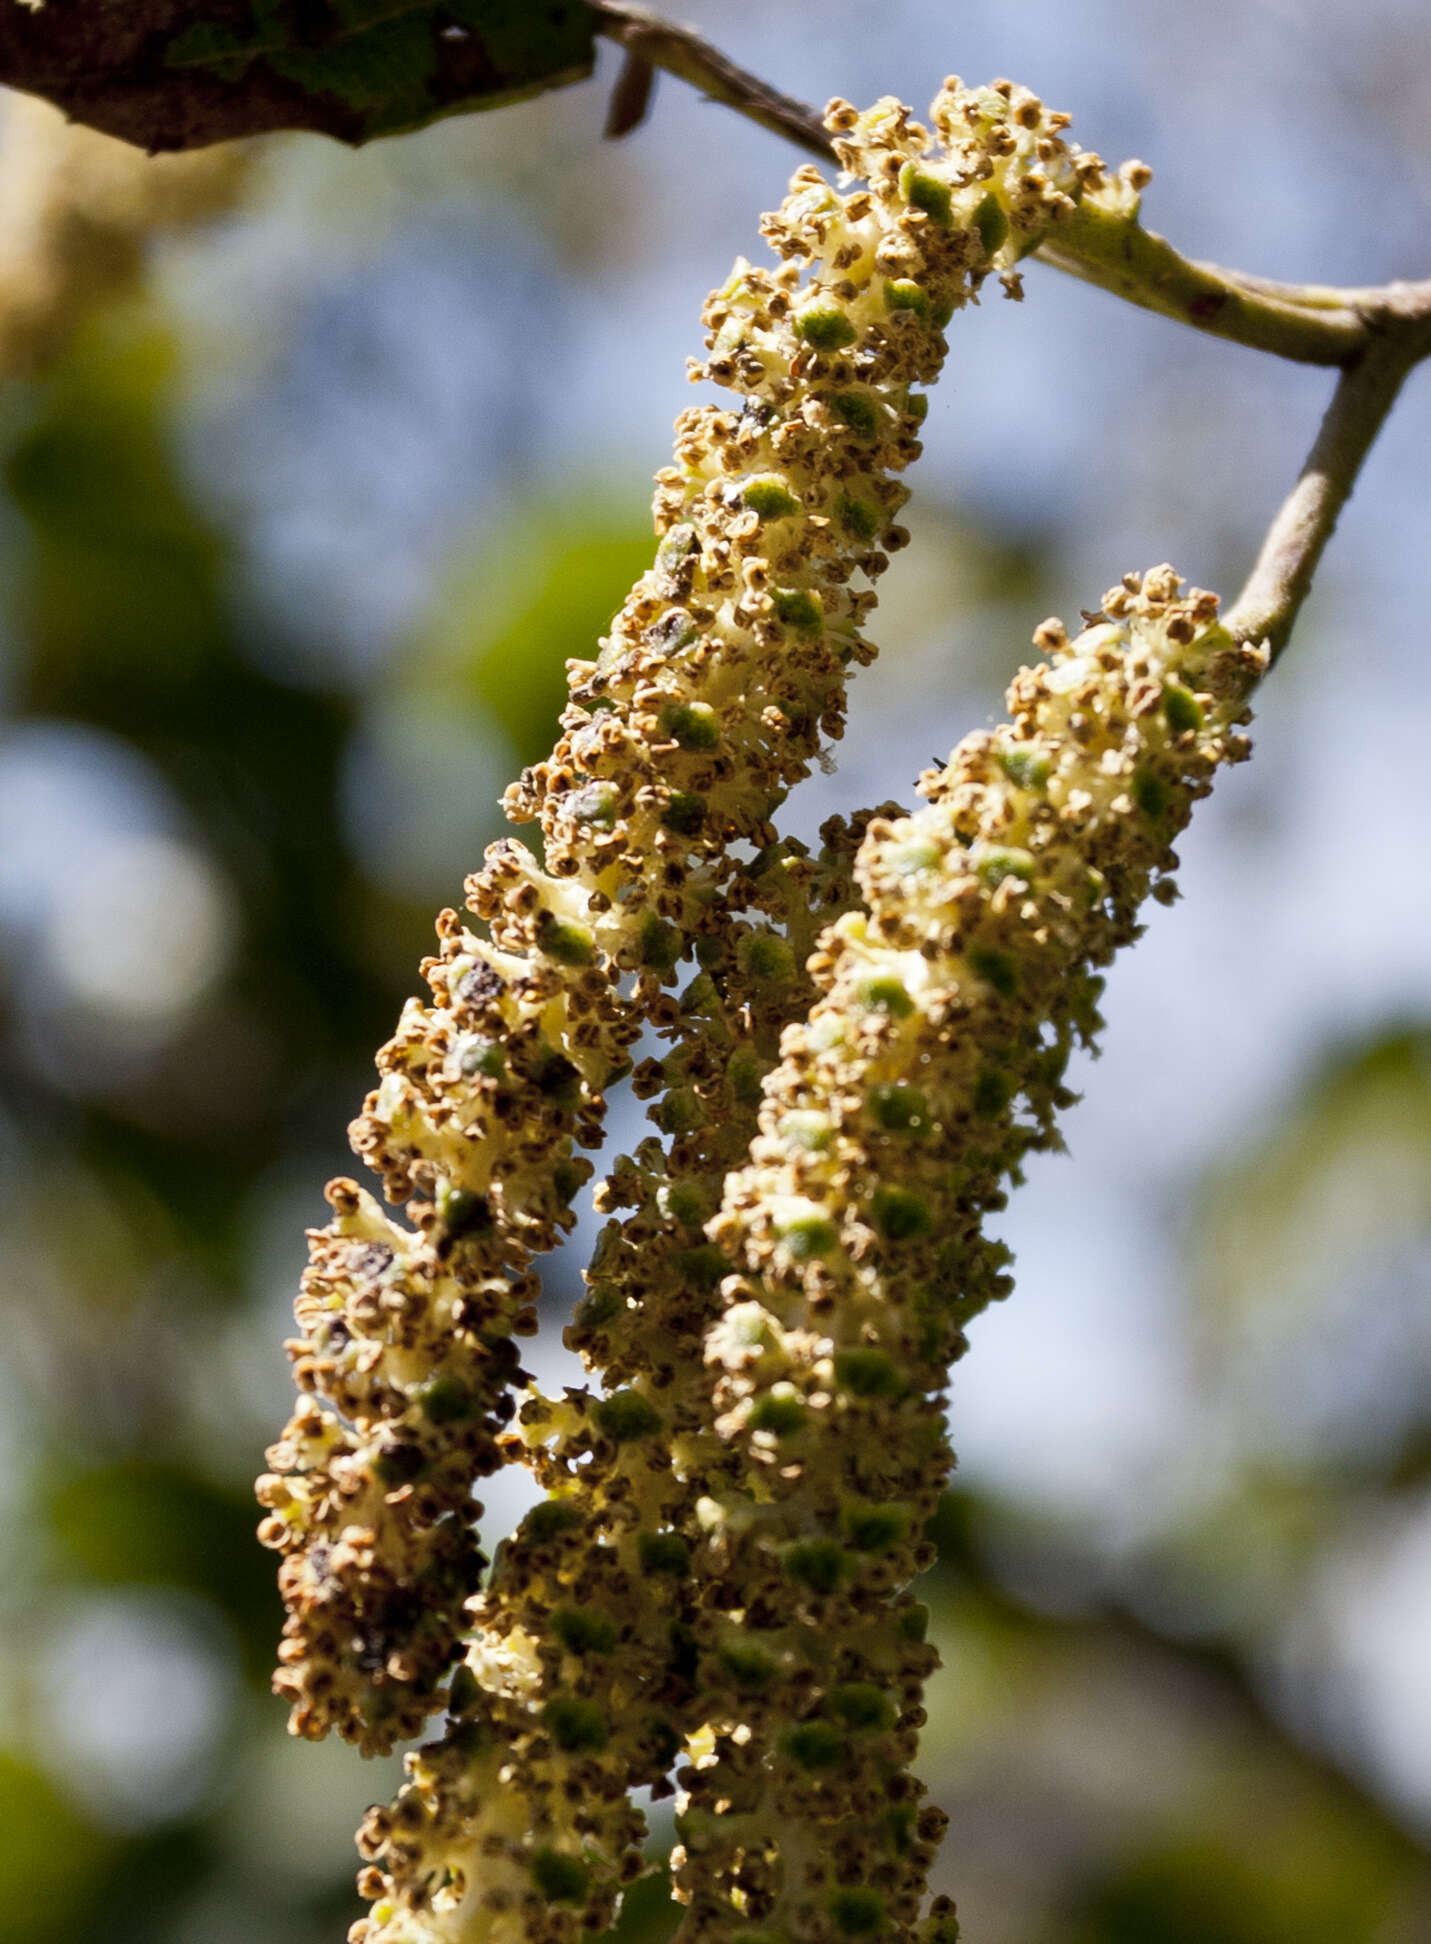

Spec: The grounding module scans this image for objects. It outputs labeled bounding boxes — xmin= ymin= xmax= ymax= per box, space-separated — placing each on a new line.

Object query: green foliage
xmin=430 ymin=503 xmax=651 ymax=769
xmin=8 ymin=319 xmax=388 ymax=1181
xmin=44 ymin=1461 xmax=273 ymax=1666
xmin=0 ymin=1752 xmax=113 ymax=1943
xmin=1192 ymin=1029 xmax=1431 ymax=1340
xmin=1065 ymin=1834 xmax=1408 ymax=1944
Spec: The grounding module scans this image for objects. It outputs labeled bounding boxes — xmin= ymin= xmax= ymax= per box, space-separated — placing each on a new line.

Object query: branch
xmin=590 ymin=6 xmax=1431 ymax=676
xmin=1035 ymin=202 xmax=1371 ymax=365
xmin=591 ymin=1 xmax=835 ymax=161
xmin=594 ymin=2 xmax=1431 ymax=369
xmin=1227 ymin=313 xmax=1431 ymax=659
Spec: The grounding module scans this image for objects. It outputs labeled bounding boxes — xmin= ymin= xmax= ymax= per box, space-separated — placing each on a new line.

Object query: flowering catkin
xmin=298 ymin=73 xmax=1127 ymax=1941
xmin=673 ymin=567 xmax=1263 ymax=1944
xmin=351 ymin=822 xmax=873 ymax=1944
xmin=258 ymin=79 xmax=1117 ymax=1758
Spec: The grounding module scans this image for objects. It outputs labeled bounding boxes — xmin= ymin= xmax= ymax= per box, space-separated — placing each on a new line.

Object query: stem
xmin=591 ymin=2 xmax=836 ymax=163
xmin=591 ymin=1 xmax=1431 ymax=368
xmin=603 ymin=46 xmax=657 ymax=140
xmin=590 ymin=4 xmax=1431 ymax=668
xmin=1037 ymin=201 xmax=1369 ymax=365
xmin=1226 ymin=323 xmax=1431 ymax=659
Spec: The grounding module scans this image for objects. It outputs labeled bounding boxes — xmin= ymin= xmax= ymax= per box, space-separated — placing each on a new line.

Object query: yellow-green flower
xmin=676 ymin=568 xmax=1262 ymax=1942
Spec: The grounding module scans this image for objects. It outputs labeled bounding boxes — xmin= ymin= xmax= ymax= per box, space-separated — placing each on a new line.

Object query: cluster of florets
xmin=335 ymin=80 xmax=1119 ymax=1942
xmin=260 ymin=79 xmax=1205 ymax=1944
xmin=672 ymin=568 xmax=1261 ymax=1942
xmin=263 ymin=77 xmax=1108 ymax=1766
xmin=350 ymin=827 xmax=870 ymax=1944
xmin=256 ymin=1180 xmax=531 ymax=1750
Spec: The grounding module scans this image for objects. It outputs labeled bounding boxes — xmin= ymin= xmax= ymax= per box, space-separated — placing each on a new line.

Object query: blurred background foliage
xmin=1 ymin=4 xmax=1430 ymax=1941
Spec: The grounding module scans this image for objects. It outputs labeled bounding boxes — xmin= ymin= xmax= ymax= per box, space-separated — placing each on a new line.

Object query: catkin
xmin=674 ymin=567 xmax=1262 ymax=1944
xmin=352 ymin=822 xmax=871 ymax=1942
xmin=334 ymin=76 xmax=1123 ymax=1944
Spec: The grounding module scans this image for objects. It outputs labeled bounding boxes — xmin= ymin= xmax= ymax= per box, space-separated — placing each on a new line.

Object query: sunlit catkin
xmin=351 ymin=820 xmax=871 ymax=1941
xmin=333 ymin=76 xmax=1127 ymax=1944
xmin=259 ymin=79 xmax=1116 ymax=1760
xmin=673 ymin=567 xmax=1262 ymax=1944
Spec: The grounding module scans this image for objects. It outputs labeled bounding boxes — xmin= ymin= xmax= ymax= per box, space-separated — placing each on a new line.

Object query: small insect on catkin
xmin=676 ymin=568 xmax=1263 ymax=1944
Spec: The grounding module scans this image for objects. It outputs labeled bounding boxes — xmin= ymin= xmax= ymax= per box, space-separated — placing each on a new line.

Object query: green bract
xmin=638 ymin=1532 xmax=690 ymax=1577
xmin=868 ymin=1082 xmax=929 ymax=1133
xmin=831 ymin=391 xmax=879 ymax=437
xmin=775 ymin=1207 xmax=840 ymax=1259
xmin=748 ymin=1391 xmax=808 ymax=1436
xmin=552 ymin=1607 xmax=617 ymax=1655
xmin=543 ymin=1698 xmax=608 ymax=1753
xmin=529 ymin=1848 xmax=590 ymax=1905
xmin=742 ymin=476 xmax=801 ymax=519
xmin=900 ymin=161 xmax=954 ymax=226
xmin=1163 ymin=681 xmax=1206 ymax=733
xmin=998 ymin=741 xmax=1052 ymax=788
xmin=794 ymin=302 xmax=858 ymax=350
xmin=593 ymin=1391 xmax=662 ymax=1443
xmin=781 ymin=1721 xmax=846 ymax=1770
xmin=855 ymin=972 xmax=915 ymax=1016
xmin=833 ymin=1348 xmax=903 ymax=1398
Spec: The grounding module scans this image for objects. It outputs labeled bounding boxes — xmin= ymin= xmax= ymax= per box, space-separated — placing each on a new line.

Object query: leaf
xmin=1190 ymin=1028 xmax=1431 ymax=1337
xmin=0 ymin=1751 xmax=112 ymax=1942
xmin=0 ymin=0 xmax=598 ymax=151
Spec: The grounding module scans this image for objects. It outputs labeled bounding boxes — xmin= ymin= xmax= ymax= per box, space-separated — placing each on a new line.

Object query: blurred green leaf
xmin=1065 ymin=1829 xmax=1410 ymax=1944
xmin=7 ymin=326 xmax=226 ymax=694
xmin=0 ymin=1750 xmax=112 ymax=1944
xmin=44 ymin=1462 xmax=276 ymax=1673
xmin=7 ymin=314 xmax=395 ymax=1198
xmin=76 ymin=1826 xmax=217 ymax=1944
xmin=1191 ymin=1027 xmax=1431 ymax=1334
xmin=417 ymin=493 xmax=651 ymax=766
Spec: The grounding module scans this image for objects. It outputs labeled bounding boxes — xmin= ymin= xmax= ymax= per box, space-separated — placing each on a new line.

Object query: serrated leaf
xmin=0 ymin=0 xmax=598 ymax=150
